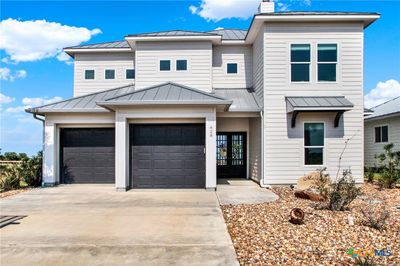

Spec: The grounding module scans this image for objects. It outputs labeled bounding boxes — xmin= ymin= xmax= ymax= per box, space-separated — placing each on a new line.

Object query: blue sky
xmin=1 ymin=0 xmax=399 ymax=155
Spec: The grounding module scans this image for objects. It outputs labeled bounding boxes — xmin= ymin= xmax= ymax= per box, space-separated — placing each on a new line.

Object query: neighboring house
xmin=26 ymin=1 xmax=380 ymax=190
xmin=364 ymin=97 xmax=400 ymax=167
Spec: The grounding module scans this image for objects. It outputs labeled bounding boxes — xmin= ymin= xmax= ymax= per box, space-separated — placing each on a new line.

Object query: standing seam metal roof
xmin=214 ymin=88 xmax=261 ymax=111
xmin=365 ymin=96 xmax=400 ymax=120
xmin=286 ymin=96 xmax=354 ymax=109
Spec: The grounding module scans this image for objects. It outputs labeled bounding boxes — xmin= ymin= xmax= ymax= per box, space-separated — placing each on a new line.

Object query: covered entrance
xmin=216 ymin=132 xmax=247 ymax=179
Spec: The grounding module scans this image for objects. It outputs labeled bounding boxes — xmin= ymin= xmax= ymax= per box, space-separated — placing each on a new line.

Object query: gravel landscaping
xmin=222 ymin=184 xmax=399 ymax=265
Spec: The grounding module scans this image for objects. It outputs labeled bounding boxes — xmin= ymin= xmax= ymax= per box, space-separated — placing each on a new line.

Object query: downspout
xmin=32 ymin=112 xmax=45 ymax=187
xmin=259 ymin=111 xmax=272 ymax=189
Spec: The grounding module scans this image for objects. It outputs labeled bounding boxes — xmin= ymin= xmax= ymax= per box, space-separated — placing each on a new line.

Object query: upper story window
xmin=176 ymin=60 xmax=188 ymax=71
xmin=291 ymin=44 xmax=310 ymax=82
xmin=375 ymin=125 xmax=389 ymax=143
xmin=160 ymin=60 xmax=171 ymax=71
xmin=227 ymin=63 xmax=238 ymax=74
xmin=85 ymin=70 xmax=95 ymax=80
xmin=126 ymin=69 xmax=135 ymax=79
xmin=105 ymin=69 xmax=115 ymax=79
xmin=318 ymin=44 xmax=337 ymax=82
xmin=304 ymin=122 xmax=324 ymax=165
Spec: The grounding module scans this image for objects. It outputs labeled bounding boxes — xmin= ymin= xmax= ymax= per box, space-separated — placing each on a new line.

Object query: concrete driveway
xmin=0 ymin=185 xmax=238 ymax=266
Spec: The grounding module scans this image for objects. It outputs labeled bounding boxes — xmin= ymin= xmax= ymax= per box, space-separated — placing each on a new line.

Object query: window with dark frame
xmin=304 ymin=123 xmax=324 ymax=165
xmin=227 ymin=63 xmax=238 ymax=74
xmin=160 ymin=60 xmax=171 ymax=71
xmin=375 ymin=125 xmax=389 ymax=143
xmin=176 ymin=60 xmax=187 ymax=71
xmin=85 ymin=70 xmax=95 ymax=80
xmin=291 ymin=44 xmax=310 ymax=82
xmin=126 ymin=69 xmax=135 ymax=79
xmin=105 ymin=69 xmax=115 ymax=79
xmin=318 ymin=44 xmax=337 ymax=82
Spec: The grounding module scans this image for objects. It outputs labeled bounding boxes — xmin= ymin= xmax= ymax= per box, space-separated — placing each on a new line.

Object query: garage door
xmin=131 ymin=124 xmax=205 ymax=188
xmin=60 ymin=128 xmax=115 ymax=184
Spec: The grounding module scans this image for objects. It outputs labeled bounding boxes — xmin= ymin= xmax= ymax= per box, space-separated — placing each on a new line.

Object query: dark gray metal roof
xmin=97 ymin=82 xmax=232 ymax=107
xmin=286 ymin=96 xmax=354 ymax=111
xmin=26 ymin=84 xmax=135 ymax=114
xmin=365 ymin=96 xmax=400 ymax=120
xmin=126 ymin=30 xmax=219 ymax=37
xmin=207 ymin=29 xmax=247 ymax=40
xmin=66 ymin=40 xmax=130 ymax=49
xmin=214 ymin=88 xmax=261 ymax=112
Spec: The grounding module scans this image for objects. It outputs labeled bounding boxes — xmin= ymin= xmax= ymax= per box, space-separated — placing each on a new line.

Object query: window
xmin=85 ymin=70 xmax=95 ymax=80
xmin=227 ymin=63 xmax=238 ymax=74
xmin=318 ymin=44 xmax=337 ymax=82
xmin=291 ymin=44 xmax=310 ymax=82
xmin=126 ymin=69 xmax=135 ymax=79
xmin=176 ymin=60 xmax=187 ymax=71
xmin=375 ymin=125 xmax=389 ymax=143
xmin=105 ymin=69 xmax=115 ymax=79
xmin=304 ymin=123 xmax=324 ymax=165
xmin=160 ymin=60 xmax=171 ymax=71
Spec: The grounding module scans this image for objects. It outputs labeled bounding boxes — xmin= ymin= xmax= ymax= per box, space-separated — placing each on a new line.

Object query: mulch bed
xmin=221 ymin=184 xmax=400 ymax=265
xmin=0 ymin=188 xmax=32 ymax=198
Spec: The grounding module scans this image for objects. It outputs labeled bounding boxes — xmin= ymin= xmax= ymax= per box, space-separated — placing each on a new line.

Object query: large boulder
xmin=294 ymin=190 xmax=325 ymax=202
xmin=296 ymin=171 xmax=321 ymax=190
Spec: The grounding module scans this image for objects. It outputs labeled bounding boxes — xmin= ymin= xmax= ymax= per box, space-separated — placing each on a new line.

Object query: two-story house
xmin=26 ymin=1 xmax=380 ymax=190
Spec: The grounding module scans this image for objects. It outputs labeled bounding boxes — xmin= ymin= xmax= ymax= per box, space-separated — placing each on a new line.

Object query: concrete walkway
xmin=216 ymin=179 xmax=278 ymax=205
xmin=0 ymin=185 xmax=238 ymax=266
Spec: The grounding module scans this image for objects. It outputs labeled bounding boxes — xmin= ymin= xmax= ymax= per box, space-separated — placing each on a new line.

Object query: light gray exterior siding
xmin=249 ymin=117 xmax=262 ymax=182
xmin=262 ymin=22 xmax=365 ymax=183
xmin=74 ymin=53 xmax=135 ymax=96
xmin=212 ymin=45 xmax=253 ymax=89
xmin=135 ymin=41 xmax=212 ymax=92
xmin=364 ymin=116 xmax=400 ymax=167
xmin=252 ymin=26 xmax=265 ymax=105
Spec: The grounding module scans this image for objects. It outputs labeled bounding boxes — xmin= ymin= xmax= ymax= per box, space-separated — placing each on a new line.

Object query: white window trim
xmin=84 ymin=69 xmax=95 ymax=80
xmin=125 ymin=68 xmax=135 ymax=80
xmin=226 ymin=62 xmax=239 ymax=75
xmin=303 ymin=121 xmax=325 ymax=167
xmin=104 ymin=69 xmax=115 ymax=80
xmin=374 ymin=124 xmax=389 ymax=143
xmin=316 ymin=43 xmax=339 ymax=83
xmin=289 ymin=43 xmax=311 ymax=84
xmin=159 ymin=59 xmax=171 ymax=72
xmin=176 ymin=59 xmax=189 ymax=72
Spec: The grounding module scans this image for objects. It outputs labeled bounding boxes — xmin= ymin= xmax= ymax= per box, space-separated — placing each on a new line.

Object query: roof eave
xmin=364 ymin=111 xmax=400 ymax=121
xmin=125 ymin=35 xmax=222 ymax=48
xmin=63 ymin=47 xmax=133 ymax=57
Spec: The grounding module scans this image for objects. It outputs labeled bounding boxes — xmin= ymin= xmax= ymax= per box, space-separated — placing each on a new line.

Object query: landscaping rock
xmin=296 ymin=171 xmax=321 ymax=190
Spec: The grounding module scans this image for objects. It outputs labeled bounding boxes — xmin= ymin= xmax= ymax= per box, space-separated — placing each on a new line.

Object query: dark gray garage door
xmin=131 ymin=124 xmax=205 ymax=188
xmin=60 ymin=128 xmax=115 ymax=184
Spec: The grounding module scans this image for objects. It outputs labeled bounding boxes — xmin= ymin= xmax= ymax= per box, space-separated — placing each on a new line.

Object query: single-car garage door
xmin=60 ymin=128 xmax=115 ymax=184
xmin=131 ymin=124 xmax=205 ymax=188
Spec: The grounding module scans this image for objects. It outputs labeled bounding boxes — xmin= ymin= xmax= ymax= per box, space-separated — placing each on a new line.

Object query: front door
xmin=216 ymin=132 xmax=247 ymax=178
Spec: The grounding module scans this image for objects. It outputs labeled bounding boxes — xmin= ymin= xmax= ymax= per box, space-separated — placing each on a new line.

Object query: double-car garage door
xmin=60 ymin=124 xmax=205 ymax=188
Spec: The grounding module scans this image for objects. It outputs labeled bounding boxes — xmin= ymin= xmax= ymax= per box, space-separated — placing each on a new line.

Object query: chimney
xmin=258 ymin=0 xmax=275 ymax=13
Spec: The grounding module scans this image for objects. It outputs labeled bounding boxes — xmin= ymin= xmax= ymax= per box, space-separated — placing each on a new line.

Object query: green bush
xmin=364 ymin=167 xmax=375 ymax=183
xmin=374 ymin=143 xmax=400 ymax=188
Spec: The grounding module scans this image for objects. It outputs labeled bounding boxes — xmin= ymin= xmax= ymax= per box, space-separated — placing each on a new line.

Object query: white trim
xmin=125 ymin=68 xmax=135 ymax=80
xmin=226 ymin=62 xmax=239 ymax=75
xmin=64 ymin=48 xmax=132 ymax=56
xmin=176 ymin=59 xmax=189 ymax=72
xmin=159 ymin=59 xmax=171 ymax=72
xmin=84 ymin=69 xmax=95 ymax=80
xmin=303 ymin=121 xmax=326 ymax=167
xmin=374 ymin=124 xmax=389 ymax=143
xmin=289 ymin=43 xmax=311 ymax=84
xmin=104 ymin=69 xmax=116 ymax=80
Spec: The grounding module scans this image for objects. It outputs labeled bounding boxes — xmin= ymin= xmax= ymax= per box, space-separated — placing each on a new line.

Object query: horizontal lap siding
xmin=263 ymin=22 xmax=364 ymax=184
xmin=135 ymin=41 xmax=212 ymax=92
xmin=364 ymin=116 xmax=400 ymax=167
xmin=249 ymin=117 xmax=262 ymax=182
xmin=212 ymin=45 xmax=253 ymax=89
xmin=74 ymin=53 xmax=135 ymax=96
xmin=253 ymin=29 xmax=264 ymax=105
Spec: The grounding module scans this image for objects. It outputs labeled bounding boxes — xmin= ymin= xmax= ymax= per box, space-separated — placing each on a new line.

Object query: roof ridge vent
xmin=259 ymin=0 xmax=275 ymax=13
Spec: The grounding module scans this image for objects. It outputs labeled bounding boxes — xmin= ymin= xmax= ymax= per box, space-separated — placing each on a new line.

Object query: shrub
xmin=0 ymin=164 xmax=24 ymax=192
xmin=374 ymin=143 xmax=400 ymax=189
xmin=364 ymin=167 xmax=375 ymax=183
xmin=354 ymin=256 xmax=376 ymax=266
xmin=313 ymin=167 xmax=331 ymax=199
xmin=361 ymin=208 xmax=390 ymax=231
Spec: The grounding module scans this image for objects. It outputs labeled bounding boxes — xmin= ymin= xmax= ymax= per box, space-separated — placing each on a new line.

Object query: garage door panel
xmin=61 ymin=128 xmax=115 ymax=184
xmin=131 ymin=124 xmax=205 ymax=188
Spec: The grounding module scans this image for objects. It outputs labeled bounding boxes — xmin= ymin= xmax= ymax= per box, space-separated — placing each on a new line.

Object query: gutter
xmin=258 ymin=111 xmax=272 ymax=189
xmin=32 ymin=112 xmax=45 ymax=187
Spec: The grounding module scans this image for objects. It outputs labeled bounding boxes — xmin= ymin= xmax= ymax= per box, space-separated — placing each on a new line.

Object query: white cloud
xmin=56 ymin=52 xmax=73 ymax=65
xmin=214 ymin=27 xmax=224 ymax=30
xmin=189 ymin=0 xmax=313 ymax=21
xmin=364 ymin=79 xmax=400 ymax=108
xmin=5 ymin=96 xmax=63 ymax=113
xmin=0 ymin=67 xmax=27 ymax=81
xmin=0 ymin=18 xmax=101 ymax=63
xmin=0 ymin=93 xmax=15 ymax=104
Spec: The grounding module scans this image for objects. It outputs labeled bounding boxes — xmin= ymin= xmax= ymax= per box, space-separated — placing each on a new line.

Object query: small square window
xmin=105 ymin=69 xmax=115 ymax=79
xmin=160 ymin=60 xmax=171 ymax=71
xmin=85 ymin=70 xmax=95 ymax=80
xmin=176 ymin=60 xmax=187 ymax=71
xmin=126 ymin=69 xmax=135 ymax=79
xmin=375 ymin=125 xmax=389 ymax=143
xmin=227 ymin=63 xmax=238 ymax=74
